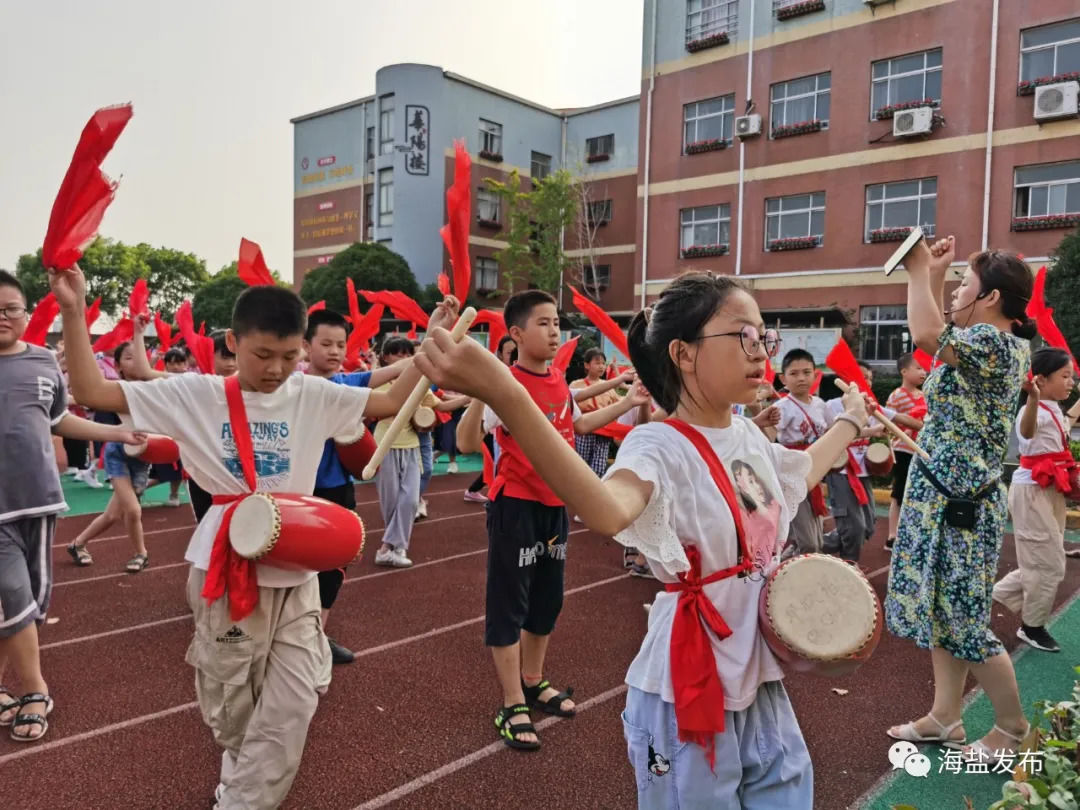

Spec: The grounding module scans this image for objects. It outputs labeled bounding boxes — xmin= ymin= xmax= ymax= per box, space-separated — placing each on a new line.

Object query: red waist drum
xmin=864 ymin=443 xmax=894 ymax=476
xmin=228 ymin=493 xmax=365 ymax=571
xmin=334 ymin=425 xmax=378 ymax=478
xmin=124 ymin=435 xmax=180 ymax=465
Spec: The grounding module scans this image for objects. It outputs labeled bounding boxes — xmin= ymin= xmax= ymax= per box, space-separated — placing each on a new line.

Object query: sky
xmin=0 ymin=1 xmax=643 ymax=281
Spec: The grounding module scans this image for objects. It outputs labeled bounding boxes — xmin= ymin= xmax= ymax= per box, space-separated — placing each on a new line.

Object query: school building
xmin=292 ymin=0 xmax=1080 ymax=367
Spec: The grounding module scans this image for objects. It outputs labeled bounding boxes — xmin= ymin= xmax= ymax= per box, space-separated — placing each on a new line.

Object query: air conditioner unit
xmin=735 ymin=114 xmax=762 ymax=139
xmin=1034 ymin=82 xmax=1079 ymax=121
xmin=892 ymin=106 xmax=934 ymax=137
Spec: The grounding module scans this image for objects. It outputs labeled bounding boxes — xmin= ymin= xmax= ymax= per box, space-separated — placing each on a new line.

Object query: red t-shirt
xmin=490 ymin=365 xmax=577 ymax=507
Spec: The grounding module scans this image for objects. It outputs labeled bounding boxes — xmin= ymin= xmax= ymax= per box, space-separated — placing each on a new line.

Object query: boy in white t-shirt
xmin=50 ymin=264 xmax=459 ymax=810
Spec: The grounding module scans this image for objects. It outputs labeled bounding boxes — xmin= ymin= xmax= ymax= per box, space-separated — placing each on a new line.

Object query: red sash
xmin=784 ymin=443 xmax=828 ymax=516
xmin=1019 ymin=404 xmax=1076 ymax=494
xmin=842 ymin=438 xmax=870 ymax=506
xmin=200 ymin=375 xmax=260 ymax=621
xmin=663 ymin=419 xmax=754 ymax=770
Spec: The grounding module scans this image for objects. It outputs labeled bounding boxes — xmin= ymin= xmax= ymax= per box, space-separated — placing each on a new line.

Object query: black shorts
xmin=891 ymin=450 xmax=914 ymax=503
xmin=484 ymin=495 xmax=569 ymax=647
xmin=313 ymin=482 xmax=357 ymax=610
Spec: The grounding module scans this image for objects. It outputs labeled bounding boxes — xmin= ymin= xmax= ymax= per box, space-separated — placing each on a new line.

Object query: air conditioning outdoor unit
xmin=735 ymin=114 xmax=762 ymax=139
xmin=892 ymin=106 xmax=933 ymax=137
xmin=1034 ymin=82 xmax=1079 ymax=121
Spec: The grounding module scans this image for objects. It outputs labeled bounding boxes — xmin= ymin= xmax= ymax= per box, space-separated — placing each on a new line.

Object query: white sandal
xmin=962 ymin=723 xmax=1030 ymax=769
xmin=887 ymin=711 xmax=966 ymax=748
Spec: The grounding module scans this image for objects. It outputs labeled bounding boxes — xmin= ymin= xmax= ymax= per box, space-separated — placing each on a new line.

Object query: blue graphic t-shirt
xmin=315 ymin=371 xmax=372 ymax=489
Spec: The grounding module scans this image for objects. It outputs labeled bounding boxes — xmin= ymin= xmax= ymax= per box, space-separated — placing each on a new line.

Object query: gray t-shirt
xmin=0 ymin=344 xmax=68 ymax=523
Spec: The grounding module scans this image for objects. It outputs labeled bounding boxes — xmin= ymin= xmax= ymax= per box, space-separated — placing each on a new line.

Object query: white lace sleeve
xmin=766 ymin=442 xmax=812 ymax=518
xmin=611 ymin=481 xmax=689 ymax=573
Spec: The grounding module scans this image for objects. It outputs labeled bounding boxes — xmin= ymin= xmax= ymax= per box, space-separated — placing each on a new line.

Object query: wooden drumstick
xmin=361 ymin=307 xmax=478 ymax=480
xmin=834 ymin=379 xmax=930 ymax=460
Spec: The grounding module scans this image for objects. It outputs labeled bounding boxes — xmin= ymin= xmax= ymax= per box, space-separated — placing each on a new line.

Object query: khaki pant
xmin=186 ymin=568 xmax=332 ymax=810
xmin=993 ymin=484 xmax=1067 ymax=627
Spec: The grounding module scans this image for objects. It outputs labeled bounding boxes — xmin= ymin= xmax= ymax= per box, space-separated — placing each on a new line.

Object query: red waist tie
xmin=843 ymin=439 xmax=870 ymax=507
xmin=1020 ymin=450 xmax=1074 ymax=493
xmin=786 ymin=443 xmax=829 ymax=516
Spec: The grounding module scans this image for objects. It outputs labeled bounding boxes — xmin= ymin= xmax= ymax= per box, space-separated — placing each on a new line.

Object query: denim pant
xmin=418 ymin=432 xmax=433 ymax=496
xmin=621 ymin=682 xmax=813 ymax=810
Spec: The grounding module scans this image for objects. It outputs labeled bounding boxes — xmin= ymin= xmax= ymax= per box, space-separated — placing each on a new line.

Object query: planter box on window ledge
xmin=776 ymin=0 xmax=826 ymax=20
xmin=874 ymin=98 xmax=935 ymax=120
xmin=685 ymin=139 xmax=727 ymax=154
xmin=1011 ymin=214 xmax=1080 ymax=232
xmin=587 ymin=219 xmax=609 ymax=228
xmin=477 ymin=218 xmax=501 ymax=230
xmin=586 ymin=153 xmax=610 ymax=164
xmin=1017 ymin=73 xmax=1080 ymax=96
xmin=869 ymin=227 xmax=915 ymax=243
xmin=478 ymin=150 xmax=503 ymax=163
xmin=685 ymin=31 xmax=729 ymax=53
xmin=681 ymin=244 xmax=729 ymax=259
xmin=772 ymin=120 xmax=824 ymax=139
xmin=768 ymin=236 xmax=820 ymax=252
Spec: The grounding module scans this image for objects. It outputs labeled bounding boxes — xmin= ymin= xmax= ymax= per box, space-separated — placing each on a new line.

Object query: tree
xmin=1045 ymin=225 xmax=1080 ymax=360
xmin=190 ymin=262 xmax=285 ymax=331
xmin=569 ymin=172 xmax=608 ymax=300
xmin=15 ymin=237 xmax=208 ymax=317
xmin=299 ymin=242 xmax=420 ymax=314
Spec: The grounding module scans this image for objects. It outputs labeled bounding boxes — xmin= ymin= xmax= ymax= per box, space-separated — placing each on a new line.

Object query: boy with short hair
xmin=0 ymin=270 xmax=143 ymax=742
xmin=163 ymin=347 xmax=189 ymax=373
xmin=885 ymin=352 xmax=927 ymax=551
xmin=50 ymin=264 xmax=457 ymax=808
xmin=456 ymin=290 xmax=648 ymax=750
xmin=776 ymin=348 xmax=828 ymax=555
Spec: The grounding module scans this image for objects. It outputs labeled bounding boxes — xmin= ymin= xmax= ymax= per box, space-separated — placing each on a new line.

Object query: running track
xmin=1 ymin=474 xmax=1077 ymax=810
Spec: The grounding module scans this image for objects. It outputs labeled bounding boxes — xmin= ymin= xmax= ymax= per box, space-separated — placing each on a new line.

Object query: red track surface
xmin=1 ymin=476 xmax=1077 ymax=810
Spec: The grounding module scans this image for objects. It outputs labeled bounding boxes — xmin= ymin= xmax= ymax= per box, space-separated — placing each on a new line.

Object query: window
xmin=865 ymin=178 xmax=937 ymax=241
xmin=378 ymin=169 xmax=393 ymax=227
xmin=683 ymin=95 xmax=736 ymax=148
xmin=586 ymin=134 xmax=614 ymax=160
xmin=477 ymin=188 xmax=500 ymax=223
xmin=765 ymin=192 xmax=825 ymax=247
xmin=1020 ymin=18 xmax=1080 ymax=81
xmin=686 ymin=0 xmax=738 ymax=43
xmin=871 ymin=49 xmax=942 ymax=116
xmin=531 ymin=151 xmax=552 ymax=181
xmin=366 ymin=126 xmax=375 ymax=162
xmin=770 ymin=73 xmax=831 ymax=131
xmin=582 ymin=264 xmax=611 ymax=297
xmin=476 ymin=257 xmax=498 ymax=291
xmin=365 ymin=192 xmax=374 ymax=241
xmin=1014 ymin=161 xmax=1080 ymax=217
xmin=379 ymin=97 xmax=394 ymax=155
xmin=587 ymin=199 xmax=612 ymax=226
xmin=861 ymin=305 xmax=909 ymax=362
xmin=680 ymin=204 xmax=731 ymax=250
xmin=479 ymin=119 xmax=502 ymax=157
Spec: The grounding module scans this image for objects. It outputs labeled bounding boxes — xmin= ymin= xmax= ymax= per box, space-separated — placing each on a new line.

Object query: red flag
xmin=42 ymin=104 xmax=133 ymax=270
xmin=763 ymin=360 xmax=775 ymax=384
xmin=470 ymin=308 xmax=507 ymax=354
xmin=84 ymin=297 xmax=102 ymax=330
xmin=346 ymin=302 xmax=385 ymax=369
xmin=359 ymin=289 xmax=430 ymax=328
xmin=440 ymin=141 xmax=472 ymax=300
xmin=197 ymin=321 xmax=206 ymax=337
xmin=237 ymin=238 xmax=275 ymax=286
xmin=437 ymin=272 xmax=451 ymax=297
xmin=307 ymin=300 xmax=326 ymax=315
xmin=128 ymin=278 xmax=150 ymax=319
xmin=345 ymin=278 xmax=363 ymax=330
xmin=176 ymin=301 xmax=214 ymax=374
xmin=912 ymin=348 xmax=935 ymax=372
xmin=92 ymin=317 xmax=134 ymax=354
xmin=570 ymin=286 xmax=629 ymax=359
xmin=407 ymin=324 xmax=418 ymax=340
xmin=825 ymin=339 xmax=875 ymax=402
xmin=24 ymin=293 xmax=60 ymax=346
xmin=552 ymin=336 xmax=579 ymax=374
xmin=153 ymin=311 xmax=173 ymax=370
xmin=809 ymin=369 xmax=823 ymax=395
xmin=594 ymin=421 xmax=633 ymax=441
xmin=1027 ymin=265 xmax=1080 ymax=375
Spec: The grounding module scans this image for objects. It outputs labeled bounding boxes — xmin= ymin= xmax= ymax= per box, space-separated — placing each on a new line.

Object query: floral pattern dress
xmin=885 ymin=323 xmax=1029 ymax=662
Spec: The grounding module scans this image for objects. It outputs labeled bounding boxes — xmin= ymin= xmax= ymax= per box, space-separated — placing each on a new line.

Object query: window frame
xmin=864 ymin=177 xmax=938 ymax=242
xmin=686 ymin=0 xmax=738 ymax=44
xmin=379 ymin=96 xmax=395 ymax=155
xmin=586 ymin=134 xmax=614 ymax=159
xmin=1013 ymin=160 xmax=1080 ymax=218
xmin=476 ymin=187 xmax=501 ymax=223
xmin=869 ymin=48 xmax=943 ymax=120
xmin=366 ymin=126 xmax=375 ymax=162
xmin=364 ymin=191 xmax=374 ymax=241
xmin=860 ymin=305 xmax=910 ymax=362
xmin=680 ymin=204 xmax=732 ymax=252
xmin=479 ymin=119 xmax=503 ymax=157
xmin=587 ymin=199 xmax=613 ymax=226
xmin=770 ymin=73 xmax=831 ymax=134
xmin=476 ymin=257 xmax=499 ymax=291
xmin=764 ymin=192 xmax=826 ymax=249
xmin=530 ymin=151 xmax=552 ymax=181
xmin=1019 ymin=18 xmax=1080 ymax=82
xmin=582 ymin=263 xmax=611 ymax=297
xmin=683 ymin=94 xmax=736 ymax=150
xmin=378 ymin=168 xmax=393 ymax=227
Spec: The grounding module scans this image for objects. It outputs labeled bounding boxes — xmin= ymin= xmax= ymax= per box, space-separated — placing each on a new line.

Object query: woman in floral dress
xmin=886 ymin=237 xmax=1035 ymax=764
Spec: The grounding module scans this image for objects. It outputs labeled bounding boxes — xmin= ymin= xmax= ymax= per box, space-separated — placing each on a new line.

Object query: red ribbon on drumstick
xmin=1027 ymin=265 xmax=1079 ymax=375
xmin=440 ymin=141 xmax=472 ymax=301
xmin=24 ymin=293 xmax=60 ymax=346
xmin=570 ymin=286 xmax=629 ymax=360
xmin=237 ymin=238 xmax=275 ymax=287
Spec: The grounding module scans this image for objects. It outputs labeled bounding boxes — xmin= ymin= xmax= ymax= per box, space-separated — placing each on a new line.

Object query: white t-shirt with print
xmin=119 ymin=373 xmax=370 ymax=587
xmin=776 ymin=395 xmax=828 ymax=446
xmin=603 ymin=416 xmax=812 ymax=711
xmin=1012 ymin=401 xmax=1068 ymax=486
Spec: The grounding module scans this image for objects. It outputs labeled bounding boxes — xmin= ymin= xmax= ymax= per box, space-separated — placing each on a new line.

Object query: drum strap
xmin=662 ymin=419 xmax=755 ymax=770
xmin=200 ymin=375 xmax=260 ymax=621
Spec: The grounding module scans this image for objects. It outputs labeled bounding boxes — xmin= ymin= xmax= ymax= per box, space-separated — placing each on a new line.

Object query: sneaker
xmin=643 ymin=602 xmax=652 ymax=615
xmin=375 ymin=547 xmax=413 ymax=568
xmin=76 ymin=469 xmax=103 ymax=489
xmin=573 ymin=515 xmax=583 ymax=524
xmin=374 ymin=547 xmax=396 ymax=567
xmin=166 ymin=495 xmax=181 ymax=507
xmin=391 ymin=548 xmax=413 ymax=568
xmin=463 ymin=491 xmax=488 ymax=504
xmin=885 ymin=537 xmax=895 ymax=553
xmin=327 ymin=637 xmax=355 ymax=665
xmin=447 ymin=461 xmax=459 ymax=474
xmin=629 ymin=562 xmax=655 ymax=579
xmin=1017 ymin=624 xmax=1060 ymax=653
xmin=63 ymin=467 xmax=78 ymax=476
xmin=415 ymin=498 xmax=428 ymax=520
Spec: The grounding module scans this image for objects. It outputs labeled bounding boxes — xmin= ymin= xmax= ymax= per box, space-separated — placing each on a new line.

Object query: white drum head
xmin=334 ymin=424 xmax=367 ymax=445
xmin=124 ymin=441 xmax=148 ymax=458
xmin=229 ymin=493 xmax=279 ymax=559
xmin=413 ymin=406 xmax=436 ymax=429
xmin=767 ymin=555 xmax=877 ymax=660
xmin=866 ymin=443 xmax=890 ymax=463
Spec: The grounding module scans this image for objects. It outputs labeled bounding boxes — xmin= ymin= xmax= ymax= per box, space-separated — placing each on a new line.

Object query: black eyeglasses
xmin=698 ymin=326 xmax=781 ymax=358
xmin=0 ymin=305 xmax=27 ymax=320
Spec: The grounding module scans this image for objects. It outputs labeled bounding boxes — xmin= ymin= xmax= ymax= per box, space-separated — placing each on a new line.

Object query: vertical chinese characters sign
xmin=405 ymin=105 xmax=430 ymax=176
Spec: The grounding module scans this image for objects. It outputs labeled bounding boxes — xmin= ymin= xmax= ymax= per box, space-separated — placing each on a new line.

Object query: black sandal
xmin=0 ymin=686 xmax=19 ymax=727
xmin=10 ymin=693 xmax=53 ymax=743
xmin=125 ymin=553 xmax=150 ymax=573
xmin=523 ymin=678 xmax=576 ymax=718
xmin=67 ymin=543 xmax=93 ymax=566
xmin=494 ymin=704 xmax=540 ymax=751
